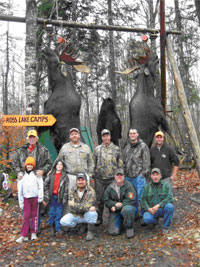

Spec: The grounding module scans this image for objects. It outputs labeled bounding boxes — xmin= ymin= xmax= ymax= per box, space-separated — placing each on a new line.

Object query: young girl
xmin=16 ymin=156 xmax=43 ymax=243
xmin=43 ymin=159 xmax=68 ymax=237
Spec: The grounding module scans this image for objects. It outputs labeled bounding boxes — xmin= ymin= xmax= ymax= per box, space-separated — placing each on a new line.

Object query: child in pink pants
xmin=16 ymin=157 xmax=43 ymax=243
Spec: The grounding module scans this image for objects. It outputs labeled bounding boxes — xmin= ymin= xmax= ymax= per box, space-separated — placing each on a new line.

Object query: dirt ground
xmin=0 ymin=169 xmax=200 ymax=267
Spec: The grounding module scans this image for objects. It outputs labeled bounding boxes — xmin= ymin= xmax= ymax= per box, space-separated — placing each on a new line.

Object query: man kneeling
xmin=104 ymin=168 xmax=136 ymax=238
xmin=141 ymin=168 xmax=174 ymax=234
xmin=60 ymin=172 xmax=97 ymax=241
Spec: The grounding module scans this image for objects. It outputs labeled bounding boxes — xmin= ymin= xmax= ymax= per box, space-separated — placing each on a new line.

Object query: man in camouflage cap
xmin=123 ymin=128 xmax=150 ymax=217
xmin=93 ymin=129 xmax=123 ymax=224
xmin=57 ymin=128 xmax=94 ymax=191
xmin=60 ymin=172 xmax=97 ymax=241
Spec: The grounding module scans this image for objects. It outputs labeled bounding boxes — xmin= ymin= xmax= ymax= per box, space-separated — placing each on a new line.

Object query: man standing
xmin=123 ymin=128 xmax=150 ymax=216
xmin=12 ymin=129 xmax=52 ymax=180
xmin=60 ymin=172 xmax=98 ymax=241
xmin=141 ymin=168 xmax=174 ymax=234
xmin=93 ymin=129 xmax=123 ymax=224
xmin=57 ymin=128 xmax=94 ymax=191
xmin=150 ymin=131 xmax=179 ymax=186
xmin=104 ymin=168 xmax=136 ymax=238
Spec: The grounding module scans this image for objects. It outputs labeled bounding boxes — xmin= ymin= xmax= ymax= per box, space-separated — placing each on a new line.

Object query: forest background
xmin=0 ymin=0 xmax=200 ymax=172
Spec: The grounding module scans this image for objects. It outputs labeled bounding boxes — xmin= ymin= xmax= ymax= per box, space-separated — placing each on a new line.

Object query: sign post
xmin=2 ymin=114 xmax=56 ymax=127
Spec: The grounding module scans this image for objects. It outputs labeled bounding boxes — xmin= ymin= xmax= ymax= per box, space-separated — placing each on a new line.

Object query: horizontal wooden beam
xmin=0 ymin=14 xmax=182 ymax=35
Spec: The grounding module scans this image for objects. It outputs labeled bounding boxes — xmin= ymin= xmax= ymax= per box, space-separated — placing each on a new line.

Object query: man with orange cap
xmin=150 ymin=131 xmax=179 ymax=186
xmin=12 ymin=129 xmax=52 ymax=181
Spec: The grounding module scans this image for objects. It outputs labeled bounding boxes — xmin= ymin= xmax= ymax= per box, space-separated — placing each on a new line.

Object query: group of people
xmin=12 ymin=127 xmax=179 ymax=243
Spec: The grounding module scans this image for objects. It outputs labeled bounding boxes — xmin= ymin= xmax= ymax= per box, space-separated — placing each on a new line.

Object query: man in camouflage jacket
xmin=12 ymin=129 xmax=52 ymax=180
xmin=60 ymin=172 xmax=97 ymax=241
xmin=141 ymin=168 xmax=174 ymax=234
xmin=123 ymin=129 xmax=150 ymax=216
xmin=57 ymin=128 xmax=94 ymax=191
xmin=93 ymin=129 xmax=123 ymax=224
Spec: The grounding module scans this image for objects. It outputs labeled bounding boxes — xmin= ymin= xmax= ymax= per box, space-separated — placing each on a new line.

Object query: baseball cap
xmin=101 ymin=129 xmax=110 ymax=136
xmin=27 ymin=129 xmax=38 ymax=137
xmin=76 ymin=172 xmax=87 ymax=180
xmin=155 ymin=131 xmax=164 ymax=137
xmin=151 ymin=168 xmax=161 ymax=174
xmin=115 ymin=168 xmax=124 ymax=175
xmin=69 ymin=128 xmax=80 ymax=134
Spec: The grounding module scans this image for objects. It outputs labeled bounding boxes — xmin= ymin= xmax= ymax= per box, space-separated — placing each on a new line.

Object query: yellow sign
xmin=2 ymin=115 xmax=56 ymax=126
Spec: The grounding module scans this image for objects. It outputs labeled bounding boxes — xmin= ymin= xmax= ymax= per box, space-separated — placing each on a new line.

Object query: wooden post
xmin=166 ymin=37 xmax=200 ymax=178
xmin=160 ymin=0 xmax=167 ymax=114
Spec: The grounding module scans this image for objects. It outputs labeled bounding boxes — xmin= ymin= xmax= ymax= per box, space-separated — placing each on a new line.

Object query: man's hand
xmin=111 ymin=206 xmax=116 ymax=212
xmin=148 ymin=207 xmax=155 ymax=214
xmin=43 ymin=201 xmax=47 ymax=207
xmin=115 ymin=202 xmax=123 ymax=208
xmin=171 ymin=175 xmax=175 ymax=181
xmin=17 ymin=172 xmax=23 ymax=180
xmin=89 ymin=206 xmax=96 ymax=212
xmin=36 ymin=170 xmax=44 ymax=177
xmin=68 ymin=200 xmax=74 ymax=207
xmin=151 ymin=204 xmax=160 ymax=214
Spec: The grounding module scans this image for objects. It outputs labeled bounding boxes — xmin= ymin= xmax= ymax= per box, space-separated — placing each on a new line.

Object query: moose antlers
xmin=56 ymin=37 xmax=90 ymax=73
xmin=115 ymin=35 xmax=150 ymax=75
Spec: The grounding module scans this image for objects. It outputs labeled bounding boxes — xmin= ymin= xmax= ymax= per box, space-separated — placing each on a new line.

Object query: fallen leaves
xmin=0 ymin=170 xmax=200 ymax=266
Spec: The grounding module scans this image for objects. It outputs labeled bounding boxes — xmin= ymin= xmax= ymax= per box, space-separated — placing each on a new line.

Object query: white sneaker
xmin=31 ymin=233 xmax=37 ymax=240
xmin=24 ymin=237 xmax=29 ymax=241
xmin=16 ymin=236 xmax=24 ymax=243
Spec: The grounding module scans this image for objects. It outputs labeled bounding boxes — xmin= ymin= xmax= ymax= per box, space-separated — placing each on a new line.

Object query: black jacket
xmin=150 ymin=143 xmax=179 ymax=179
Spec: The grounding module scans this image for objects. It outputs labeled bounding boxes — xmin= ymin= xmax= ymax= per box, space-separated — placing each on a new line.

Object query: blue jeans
xmin=125 ymin=175 xmax=146 ymax=216
xmin=142 ymin=203 xmax=174 ymax=229
xmin=108 ymin=205 xmax=136 ymax=235
xmin=60 ymin=211 xmax=98 ymax=227
xmin=48 ymin=195 xmax=63 ymax=231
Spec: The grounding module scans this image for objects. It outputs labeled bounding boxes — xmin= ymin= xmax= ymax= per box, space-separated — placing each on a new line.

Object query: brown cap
xmin=69 ymin=128 xmax=80 ymax=134
xmin=101 ymin=129 xmax=110 ymax=136
xmin=115 ymin=168 xmax=124 ymax=175
xmin=151 ymin=168 xmax=161 ymax=174
xmin=155 ymin=131 xmax=164 ymax=137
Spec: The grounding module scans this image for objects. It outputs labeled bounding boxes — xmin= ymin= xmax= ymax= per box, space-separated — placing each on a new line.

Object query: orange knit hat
xmin=24 ymin=157 xmax=36 ymax=168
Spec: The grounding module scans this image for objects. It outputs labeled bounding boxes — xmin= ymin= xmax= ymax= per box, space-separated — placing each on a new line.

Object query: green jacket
xmin=141 ymin=180 xmax=174 ymax=211
xmin=104 ymin=180 xmax=136 ymax=211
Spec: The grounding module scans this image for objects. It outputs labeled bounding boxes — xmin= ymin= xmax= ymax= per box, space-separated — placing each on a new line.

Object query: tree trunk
xmin=166 ymin=37 xmax=200 ymax=178
xmin=108 ymin=0 xmax=117 ymax=102
xmin=3 ymin=30 xmax=9 ymax=115
xmin=194 ymin=0 xmax=200 ymax=27
xmin=25 ymin=0 xmax=37 ymax=114
xmin=174 ymin=0 xmax=192 ymax=160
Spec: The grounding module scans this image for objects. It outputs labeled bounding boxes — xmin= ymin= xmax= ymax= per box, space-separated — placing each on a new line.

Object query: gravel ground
xmin=0 ymin=174 xmax=200 ymax=267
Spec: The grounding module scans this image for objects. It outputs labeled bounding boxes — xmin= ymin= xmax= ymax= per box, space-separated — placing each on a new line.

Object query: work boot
xmin=50 ymin=226 xmax=55 ymax=237
xmin=126 ymin=228 xmax=134 ymax=239
xmin=161 ymin=228 xmax=169 ymax=234
xmin=86 ymin=224 xmax=95 ymax=241
xmin=78 ymin=224 xmax=87 ymax=235
xmin=56 ymin=229 xmax=64 ymax=236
